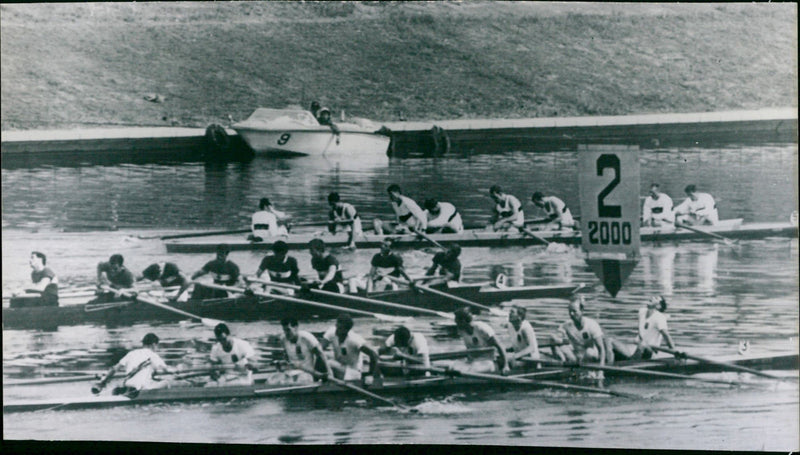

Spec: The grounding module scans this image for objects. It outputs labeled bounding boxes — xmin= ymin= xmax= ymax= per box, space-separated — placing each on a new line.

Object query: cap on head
xmin=216 ymin=244 xmax=230 ymax=255
xmin=273 ymin=241 xmax=289 ymax=255
xmin=454 ymin=308 xmax=472 ymax=324
xmin=387 ymin=184 xmax=401 ymax=195
xmin=110 ymin=254 xmax=124 ymax=266
xmin=31 ymin=251 xmax=47 ymax=265
xmin=684 ymin=184 xmax=697 ymax=194
xmin=531 ymin=191 xmax=544 ymax=202
xmin=336 ymin=313 xmax=354 ymax=331
xmin=423 ymin=199 xmax=438 ymax=211
xmin=489 ymin=185 xmax=502 ymax=195
xmin=214 ymin=323 xmax=230 ymax=338
xmin=394 ymin=326 xmax=411 ymax=346
xmin=259 ymin=198 xmax=272 ymax=210
xmin=142 ymin=333 xmax=159 ymax=346
xmin=280 ymin=317 xmax=298 ymax=328
xmin=308 ymin=238 xmax=325 ymax=252
xmin=327 ymin=192 xmax=340 ymax=204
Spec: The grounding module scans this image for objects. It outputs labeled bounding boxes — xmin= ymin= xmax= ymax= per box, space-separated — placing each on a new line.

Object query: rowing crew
xmin=642 ymin=184 xmax=719 ymax=227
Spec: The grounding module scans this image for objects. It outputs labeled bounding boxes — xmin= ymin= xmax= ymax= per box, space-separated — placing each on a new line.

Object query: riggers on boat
xmin=4 ymin=351 xmax=797 ymax=413
xmin=164 ymin=219 xmax=799 ymax=253
xmin=2 ymin=282 xmax=582 ymax=331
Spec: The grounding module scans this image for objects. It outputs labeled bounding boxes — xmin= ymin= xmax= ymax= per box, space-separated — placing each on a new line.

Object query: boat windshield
xmin=244 ymin=109 xmax=319 ymax=127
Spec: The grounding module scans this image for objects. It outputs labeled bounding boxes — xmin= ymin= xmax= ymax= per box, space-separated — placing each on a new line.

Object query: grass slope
xmin=0 ymin=2 xmax=796 ymax=130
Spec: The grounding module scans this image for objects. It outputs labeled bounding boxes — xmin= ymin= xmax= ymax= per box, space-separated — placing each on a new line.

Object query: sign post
xmin=578 ymin=145 xmax=641 ymax=297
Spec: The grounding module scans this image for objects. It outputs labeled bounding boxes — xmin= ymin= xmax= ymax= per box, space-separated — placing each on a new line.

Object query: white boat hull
xmin=235 ymin=128 xmax=390 ymax=158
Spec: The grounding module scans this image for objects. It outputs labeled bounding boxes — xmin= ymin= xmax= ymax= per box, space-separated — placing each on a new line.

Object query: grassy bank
xmin=0 ymin=2 xmax=796 ymax=131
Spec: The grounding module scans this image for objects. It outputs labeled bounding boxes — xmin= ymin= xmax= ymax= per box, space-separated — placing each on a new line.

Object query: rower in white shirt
xmin=641 ymin=183 xmax=675 ymax=227
xmin=423 ymin=199 xmax=464 ymax=234
xmin=207 ymin=323 xmax=257 ymax=387
xmin=507 ymin=305 xmax=540 ymax=368
xmin=374 ymin=184 xmax=427 ymax=235
xmin=92 ymin=333 xmax=177 ymax=396
xmin=379 ymin=326 xmax=431 ymax=376
xmin=489 ymin=185 xmax=524 ymax=231
xmin=453 ymin=308 xmax=510 ymax=374
xmin=673 ymin=184 xmax=719 ymax=226
xmin=529 ymin=192 xmax=576 ymax=230
xmin=607 ymin=296 xmax=679 ymax=361
xmin=274 ymin=317 xmax=333 ymax=384
xmin=321 ymin=314 xmax=383 ymax=385
xmin=250 ymin=197 xmax=289 ymax=241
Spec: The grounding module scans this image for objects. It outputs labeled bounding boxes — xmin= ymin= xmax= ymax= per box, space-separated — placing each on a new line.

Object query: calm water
xmin=2 ymin=144 xmax=798 ymax=449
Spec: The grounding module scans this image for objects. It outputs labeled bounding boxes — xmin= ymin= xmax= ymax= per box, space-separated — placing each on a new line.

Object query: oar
xmin=201 ymin=283 xmax=410 ymax=323
xmin=651 ymin=346 xmax=786 ymax=380
xmin=387 ymin=276 xmax=507 ymax=317
xmin=289 ymin=219 xmax=354 ymax=229
xmin=246 ymin=277 xmax=454 ymax=320
xmin=674 ymin=222 xmax=738 ymax=246
xmin=525 ymin=358 xmax=741 ymax=385
xmin=6 ymin=374 xmax=103 ymax=387
xmin=518 ymin=226 xmax=570 ymax=253
xmin=297 ymin=367 xmax=410 ymax=411
xmin=138 ymin=228 xmax=251 ymax=240
xmin=100 ymin=286 xmax=222 ymax=328
xmin=411 ymin=227 xmax=447 ymax=250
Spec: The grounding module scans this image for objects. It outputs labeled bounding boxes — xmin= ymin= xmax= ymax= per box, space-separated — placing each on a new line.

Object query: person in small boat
xmin=272 ymin=317 xmax=333 ymax=384
xmin=507 ymin=305 xmax=540 ymax=368
xmin=316 ymin=107 xmax=341 ymax=136
xmin=453 ymin=308 xmax=510 ymax=374
xmin=11 ymin=251 xmax=59 ymax=307
xmin=310 ymin=101 xmax=322 ymax=119
xmin=641 ymin=183 xmax=675 ymax=227
xmin=321 ymin=313 xmax=383 ymax=385
xmin=307 ymin=238 xmax=345 ymax=293
xmin=366 ymin=239 xmax=411 ymax=292
xmin=254 ymin=240 xmax=301 ymax=293
xmin=189 ymin=244 xmax=243 ymax=299
xmin=380 ymin=325 xmax=431 ymax=372
xmin=374 ymin=184 xmax=427 ymax=235
xmin=550 ymin=297 xmax=612 ymax=367
xmin=96 ymin=253 xmax=135 ymax=302
xmin=607 ymin=296 xmax=679 ymax=361
xmin=423 ymin=198 xmax=464 ymax=234
xmin=528 ymin=192 xmax=576 ymax=230
xmin=93 ymin=333 xmax=178 ymax=396
xmin=422 ymin=244 xmax=463 ymax=287
xmin=250 ymin=197 xmax=289 ymax=242
xmin=328 ymin=192 xmax=362 ymax=249
xmin=137 ymin=262 xmax=191 ymax=302
xmin=673 ymin=184 xmax=719 ymax=226
xmin=207 ymin=323 xmax=257 ymax=387
xmin=489 ymin=185 xmax=524 ymax=231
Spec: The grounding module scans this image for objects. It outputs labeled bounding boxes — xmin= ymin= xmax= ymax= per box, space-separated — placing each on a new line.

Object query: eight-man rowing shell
xmin=164 ymin=219 xmax=798 ymax=253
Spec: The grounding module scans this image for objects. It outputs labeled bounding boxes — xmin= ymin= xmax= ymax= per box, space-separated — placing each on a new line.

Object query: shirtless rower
xmin=308 ymin=238 xmax=345 ymax=293
xmin=379 ymin=326 xmax=431 ymax=376
xmin=423 ymin=244 xmax=463 ymax=287
xmin=529 ymin=192 xmax=576 ymax=230
xmin=96 ymin=254 xmax=135 ymax=302
xmin=507 ymin=305 xmax=540 ymax=368
xmin=255 ymin=240 xmax=301 ymax=292
xmin=366 ymin=239 xmax=411 ymax=292
xmin=207 ymin=323 xmax=257 ymax=387
xmin=607 ymin=296 xmax=679 ymax=361
xmin=92 ymin=333 xmax=177 ymax=396
xmin=673 ymin=184 xmax=719 ymax=226
xmin=137 ymin=262 xmax=191 ymax=302
xmin=328 ymin=192 xmax=362 ymax=248
xmin=321 ymin=313 xmax=383 ymax=385
xmin=373 ymin=184 xmax=427 ymax=235
xmin=11 ymin=251 xmax=59 ymax=307
xmin=453 ymin=308 xmax=510 ymax=374
xmin=423 ymin=198 xmax=464 ymax=234
xmin=550 ymin=298 xmax=612 ymax=367
xmin=274 ymin=317 xmax=333 ymax=384
xmin=641 ymin=183 xmax=675 ymax=227
xmin=488 ymin=185 xmax=524 ymax=231
xmin=250 ymin=197 xmax=289 ymax=242
xmin=188 ymin=244 xmax=243 ymax=299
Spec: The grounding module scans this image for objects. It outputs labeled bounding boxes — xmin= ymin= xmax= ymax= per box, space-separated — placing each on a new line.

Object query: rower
xmin=453 ymin=308 xmax=510 ymax=374
xmin=507 ymin=305 xmax=540 ymax=368
xmin=321 ymin=313 xmax=383 ymax=385
xmin=374 ymin=184 xmax=427 ymax=235
xmin=379 ymin=325 xmax=431 ymax=375
xmin=11 ymin=251 xmax=59 ymax=307
xmin=250 ymin=197 xmax=289 ymax=242
xmin=189 ymin=244 xmax=243 ymax=299
xmin=673 ymin=184 xmax=719 ymax=226
xmin=207 ymin=323 xmax=257 ymax=387
xmin=96 ymin=254 xmax=135 ymax=302
xmin=550 ymin=298 xmax=612 ymax=367
xmin=488 ymin=185 xmax=524 ymax=231
xmin=607 ymin=296 xmax=679 ymax=361
xmin=367 ymin=239 xmax=411 ymax=292
xmin=529 ymin=192 xmax=576 ymax=230
xmin=423 ymin=198 xmax=464 ymax=234
xmin=93 ymin=333 xmax=177 ymax=396
xmin=308 ymin=238 xmax=345 ymax=293
xmin=275 ymin=317 xmax=333 ymax=384
xmin=423 ymin=244 xmax=462 ymax=287
xmin=255 ymin=240 xmax=301 ymax=293
xmin=641 ymin=183 xmax=675 ymax=227
xmin=137 ymin=262 xmax=190 ymax=302
xmin=328 ymin=192 xmax=362 ymax=249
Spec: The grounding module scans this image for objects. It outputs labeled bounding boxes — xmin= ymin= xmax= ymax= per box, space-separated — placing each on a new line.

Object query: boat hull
xmin=234 ymin=127 xmax=390 ymax=158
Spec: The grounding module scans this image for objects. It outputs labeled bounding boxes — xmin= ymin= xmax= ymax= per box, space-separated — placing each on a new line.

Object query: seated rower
xmin=250 ymin=197 xmax=289 ymax=242
xmin=379 ymin=325 xmax=431 ymax=376
xmin=488 ymin=185 xmax=524 ymax=232
xmin=374 ymin=184 xmax=427 ymax=235
xmin=254 ymin=241 xmax=301 ymax=294
xmin=137 ymin=262 xmax=190 ymax=302
xmin=607 ymin=296 xmax=678 ymax=361
xmin=423 ymin=244 xmax=463 ymax=287
xmin=189 ymin=244 xmax=243 ymax=300
xmin=272 ymin=317 xmax=333 ymax=384
xmin=423 ymin=198 xmax=464 ymax=234
xmin=93 ymin=333 xmax=177 ymax=396
xmin=673 ymin=184 xmax=719 ymax=226
xmin=11 ymin=251 xmax=59 ymax=307
xmin=321 ymin=313 xmax=383 ymax=385
xmin=453 ymin=308 xmax=510 ymax=374
xmin=307 ymin=238 xmax=346 ymax=293
xmin=96 ymin=254 xmax=135 ymax=302
xmin=328 ymin=192 xmax=363 ymax=249
xmin=507 ymin=305 xmax=540 ymax=368
xmin=366 ymin=239 xmax=411 ymax=292
xmin=550 ymin=298 xmax=613 ymax=368
xmin=641 ymin=183 xmax=675 ymax=227
xmin=206 ymin=323 xmax=257 ymax=387
xmin=529 ymin=192 xmax=576 ymax=230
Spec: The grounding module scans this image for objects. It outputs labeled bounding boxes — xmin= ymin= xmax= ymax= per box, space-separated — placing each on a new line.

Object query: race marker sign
xmin=578 ymin=145 xmax=641 ymax=297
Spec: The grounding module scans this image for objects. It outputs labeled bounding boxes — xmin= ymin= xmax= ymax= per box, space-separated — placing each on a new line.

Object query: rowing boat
xmin=2 ymin=282 xmax=581 ymax=330
xmin=5 ymin=351 xmax=796 ymax=413
xmin=164 ymin=219 xmax=798 ymax=253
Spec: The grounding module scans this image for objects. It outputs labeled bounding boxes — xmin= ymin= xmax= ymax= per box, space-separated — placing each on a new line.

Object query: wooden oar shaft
xmin=6 ymin=374 xmax=102 ymax=387
xmin=519 ymin=226 xmax=551 ymax=245
xmin=527 ymin=358 xmax=738 ymax=385
xmin=297 ymin=366 xmax=404 ymax=410
xmin=101 ymin=286 xmax=219 ymax=327
xmin=652 ymin=346 xmax=780 ymax=379
xmin=412 ymin=228 xmax=446 ymax=250
xmin=675 ymin=222 xmax=735 ymax=244
xmin=415 ymin=283 xmax=496 ymax=314
xmin=159 ymin=228 xmax=250 ymax=240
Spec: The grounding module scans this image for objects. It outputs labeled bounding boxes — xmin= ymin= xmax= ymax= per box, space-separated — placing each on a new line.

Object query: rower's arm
xmin=425 ymin=263 xmax=438 ymax=277
xmin=360 ymin=345 xmax=382 ymax=378
xmin=489 ymin=336 xmax=509 ymax=372
xmin=311 ymin=345 xmax=334 ymax=378
xmin=319 ymin=265 xmax=337 ymax=286
xmin=396 ymin=265 xmax=412 ymax=282
xmin=661 ymin=329 xmax=676 ymax=350
xmin=594 ymin=336 xmax=607 ymax=366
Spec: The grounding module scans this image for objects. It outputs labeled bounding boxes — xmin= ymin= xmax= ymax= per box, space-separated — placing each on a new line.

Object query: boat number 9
xmin=588 ymin=154 xmax=630 ymax=245
xmin=277 ymin=133 xmax=291 ymax=145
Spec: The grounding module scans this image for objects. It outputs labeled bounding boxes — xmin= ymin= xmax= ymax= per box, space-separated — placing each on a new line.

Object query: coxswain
xmin=374 ymin=184 xmax=427 ymax=235
xmin=316 ymin=107 xmax=341 ymax=136
xmin=423 ymin=198 xmax=464 ymax=234
xmin=321 ymin=313 xmax=383 ymax=384
xmin=254 ymin=240 xmax=301 ymax=294
xmin=189 ymin=244 xmax=243 ymax=299
xmin=529 ymin=192 xmax=576 ymax=230
xmin=507 ymin=305 xmax=540 ymax=368
xmin=367 ymin=239 xmax=411 ymax=292
xmin=607 ymin=296 xmax=679 ymax=361
xmin=423 ymin=244 xmax=463 ymax=287
xmin=96 ymin=254 xmax=135 ymax=301
xmin=489 ymin=185 xmax=524 ymax=231
xmin=550 ymin=298 xmax=612 ymax=367
xmin=308 ymin=238 xmax=345 ymax=293
xmin=250 ymin=197 xmax=289 ymax=242
xmin=11 ymin=251 xmax=59 ymax=307
xmin=310 ymin=101 xmax=322 ymax=120
xmin=453 ymin=308 xmax=510 ymax=374
xmin=137 ymin=262 xmax=190 ymax=302
xmin=328 ymin=192 xmax=363 ymax=248
xmin=92 ymin=333 xmax=177 ymax=396
xmin=274 ymin=317 xmax=333 ymax=384
xmin=673 ymin=184 xmax=719 ymax=226
xmin=379 ymin=325 xmax=431 ymax=376
xmin=207 ymin=323 xmax=257 ymax=387
xmin=641 ymin=183 xmax=675 ymax=227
